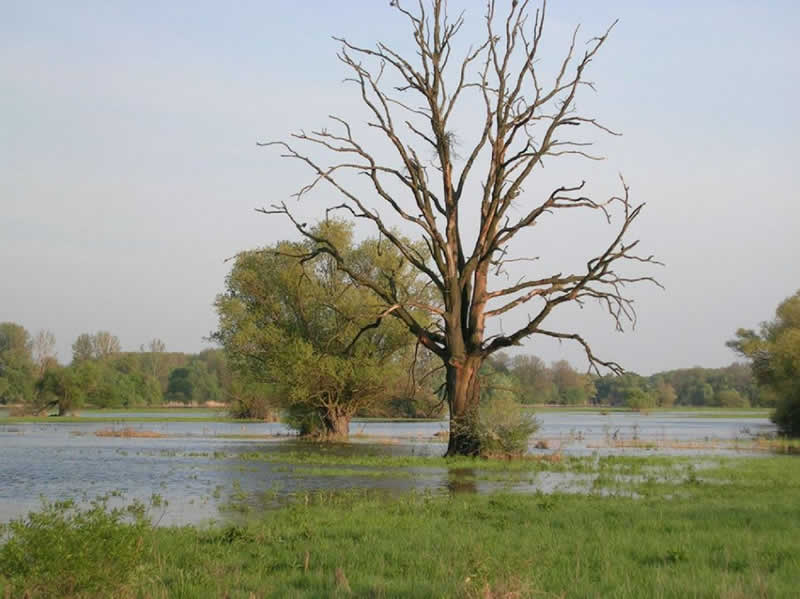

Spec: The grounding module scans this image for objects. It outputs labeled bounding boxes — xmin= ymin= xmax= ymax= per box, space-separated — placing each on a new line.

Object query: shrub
xmin=715 ymin=388 xmax=750 ymax=408
xmin=625 ymin=388 xmax=656 ymax=411
xmin=0 ymin=498 xmax=150 ymax=598
xmin=284 ymin=403 xmax=326 ymax=436
xmin=476 ymin=398 xmax=540 ymax=456
xmin=228 ymin=393 xmax=277 ymax=420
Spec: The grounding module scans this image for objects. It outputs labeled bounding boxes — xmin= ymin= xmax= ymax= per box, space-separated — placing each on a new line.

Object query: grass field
xmin=2 ymin=455 xmax=798 ymax=598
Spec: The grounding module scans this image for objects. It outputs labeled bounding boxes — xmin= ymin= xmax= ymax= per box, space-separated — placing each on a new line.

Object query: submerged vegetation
xmin=2 ymin=455 xmax=799 ymax=598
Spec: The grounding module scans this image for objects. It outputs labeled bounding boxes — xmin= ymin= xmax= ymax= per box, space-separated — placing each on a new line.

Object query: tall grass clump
xmin=0 ymin=497 xmax=151 ymax=598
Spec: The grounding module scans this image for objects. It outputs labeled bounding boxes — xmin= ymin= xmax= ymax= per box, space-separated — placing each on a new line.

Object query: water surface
xmin=0 ymin=411 xmax=776 ymax=525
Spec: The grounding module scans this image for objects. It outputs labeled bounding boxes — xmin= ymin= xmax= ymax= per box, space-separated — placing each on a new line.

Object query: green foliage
xmin=0 ymin=498 xmax=150 ymax=598
xmin=71 ymin=333 xmax=94 ymax=363
xmin=479 ymin=354 xmax=598 ymax=407
xmin=165 ymin=367 xmax=193 ymax=403
xmin=772 ymin=385 xmax=800 ymax=437
xmin=227 ymin=377 xmax=278 ymax=420
xmin=35 ymin=367 xmax=84 ymax=415
xmin=730 ymin=290 xmax=800 ymax=435
xmin=0 ymin=322 xmax=32 ymax=355
xmin=479 ymin=360 xmax=520 ymax=405
xmin=625 ymin=387 xmax=656 ymax=411
xmin=690 ymin=382 xmax=714 ymax=406
xmin=594 ymin=372 xmax=649 ymax=407
xmin=655 ymin=380 xmax=677 ymax=407
xmin=214 ymin=222 xmax=426 ymax=435
xmin=31 ymin=346 xmax=163 ymax=411
xmin=593 ymin=364 xmax=758 ymax=408
xmin=195 ymin=348 xmax=232 ymax=393
xmin=476 ymin=397 xmax=540 ymax=456
xmin=715 ymin=388 xmax=749 ymax=408
xmin=0 ymin=322 xmax=35 ymax=404
xmin=551 ymin=360 xmax=596 ymax=405
xmin=510 ymin=354 xmax=557 ymax=404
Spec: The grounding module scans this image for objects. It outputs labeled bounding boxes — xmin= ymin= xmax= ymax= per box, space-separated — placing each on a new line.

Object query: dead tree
xmin=259 ymin=0 xmax=660 ymax=456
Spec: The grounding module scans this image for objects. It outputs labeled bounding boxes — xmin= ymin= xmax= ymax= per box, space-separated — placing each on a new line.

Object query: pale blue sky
xmin=2 ymin=1 xmax=799 ymax=374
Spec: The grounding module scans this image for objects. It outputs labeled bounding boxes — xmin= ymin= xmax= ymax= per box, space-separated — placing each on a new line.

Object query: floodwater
xmin=0 ymin=411 xmax=776 ymax=526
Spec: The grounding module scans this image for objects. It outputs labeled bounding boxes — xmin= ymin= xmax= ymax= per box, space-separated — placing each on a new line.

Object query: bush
xmin=625 ymin=388 xmax=656 ymax=411
xmin=229 ymin=394 xmax=276 ymax=420
xmin=476 ymin=398 xmax=540 ymax=456
xmin=715 ymin=388 xmax=749 ymax=408
xmin=0 ymin=498 xmax=150 ymax=598
xmin=227 ymin=379 xmax=279 ymax=420
xmin=772 ymin=385 xmax=800 ymax=437
xmin=284 ymin=403 xmax=326 ymax=436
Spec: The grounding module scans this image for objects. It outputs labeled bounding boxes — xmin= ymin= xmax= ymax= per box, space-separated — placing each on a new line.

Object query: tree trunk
xmin=322 ymin=409 xmax=351 ymax=439
xmin=445 ymin=357 xmax=483 ymax=456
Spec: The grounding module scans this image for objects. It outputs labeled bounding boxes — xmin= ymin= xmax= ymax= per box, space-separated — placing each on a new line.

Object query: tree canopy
xmin=214 ymin=222 xmax=430 ymax=437
xmin=729 ymin=290 xmax=800 ymax=435
xmin=0 ymin=322 xmax=35 ymax=404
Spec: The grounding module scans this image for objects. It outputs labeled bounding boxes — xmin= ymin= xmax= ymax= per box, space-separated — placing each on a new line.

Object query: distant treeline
xmin=0 ymin=323 xmax=442 ymax=418
xmin=482 ymin=354 xmax=764 ymax=409
xmin=0 ymin=324 xmax=232 ymax=414
xmin=0 ymin=321 xmax=766 ymax=416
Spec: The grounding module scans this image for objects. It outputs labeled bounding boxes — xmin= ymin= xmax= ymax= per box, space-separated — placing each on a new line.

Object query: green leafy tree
xmin=625 ymin=387 xmax=656 ymax=411
xmin=196 ymin=349 xmax=232 ymax=396
xmin=655 ymin=380 xmax=677 ymax=407
xmin=186 ymin=361 xmax=222 ymax=405
xmin=35 ymin=367 xmax=84 ymax=415
xmin=510 ymin=355 xmax=557 ymax=405
xmin=715 ymin=389 xmax=749 ymax=408
xmin=227 ymin=377 xmax=278 ymax=420
xmin=729 ymin=290 xmax=800 ymax=435
xmin=0 ymin=322 xmax=35 ymax=404
xmin=551 ymin=361 xmax=595 ymax=405
xmin=71 ymin=334 xmax=94 ymax=364
xmin=689 ymin=383 xmax=714 ymax=407
xmin=594 ymin=372 xmax=650 ymax=407
xmin=214 ymin=222 xmax=424 ymax=438
xmin=165 ymin=368 xmax=193 ymax=404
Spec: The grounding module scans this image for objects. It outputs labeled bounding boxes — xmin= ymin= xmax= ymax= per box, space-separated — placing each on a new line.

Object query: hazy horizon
xmin=3 ymin=0 xmax=798 ymax=376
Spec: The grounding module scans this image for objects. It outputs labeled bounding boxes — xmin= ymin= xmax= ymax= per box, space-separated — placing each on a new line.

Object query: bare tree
xmin=92 ymin=331 xmax=121 ymax=360
xmin=260 ymin=0 xmax=660 ymax=455
xmin=140 ymin=338 xmax=167 ymax=381
xmin=31 ymin=330 xmax=57 ymax=376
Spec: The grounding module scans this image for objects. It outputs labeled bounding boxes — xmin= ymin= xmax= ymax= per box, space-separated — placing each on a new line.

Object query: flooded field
xmin=0 ymin=411 xmax=777 ymax=525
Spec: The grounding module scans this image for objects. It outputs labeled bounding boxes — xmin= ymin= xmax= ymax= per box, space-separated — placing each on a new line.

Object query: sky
xmin=2 ymin=0 xmax=798 ymax=375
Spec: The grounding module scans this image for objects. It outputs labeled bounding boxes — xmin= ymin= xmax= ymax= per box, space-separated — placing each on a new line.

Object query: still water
xmin=0 ymin=411 xmax=776 ymax=525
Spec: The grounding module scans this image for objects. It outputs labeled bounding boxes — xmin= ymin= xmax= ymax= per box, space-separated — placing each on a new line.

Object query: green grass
xmin=2 ymin=455 xmax=799 ymax=598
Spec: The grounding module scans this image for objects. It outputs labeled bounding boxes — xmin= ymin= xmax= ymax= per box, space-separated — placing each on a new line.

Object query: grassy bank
xmin=2 ymin=456 xmax=799 ymax=598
